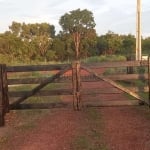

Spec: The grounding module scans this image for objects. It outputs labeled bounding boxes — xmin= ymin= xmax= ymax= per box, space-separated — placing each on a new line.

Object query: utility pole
xmin=136 ymin=0 xmax=142 ymax=60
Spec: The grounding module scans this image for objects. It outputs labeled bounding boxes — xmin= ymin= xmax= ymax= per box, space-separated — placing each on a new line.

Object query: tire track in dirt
xmin=100 ymin=106 xmax=150 ymax=150
xmin=1 ymin=109 xmax=86 ymax=150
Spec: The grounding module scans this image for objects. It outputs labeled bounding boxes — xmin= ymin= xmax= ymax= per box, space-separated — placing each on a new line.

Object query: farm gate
xmin=0 ymin=59 xmax=150 ymax=126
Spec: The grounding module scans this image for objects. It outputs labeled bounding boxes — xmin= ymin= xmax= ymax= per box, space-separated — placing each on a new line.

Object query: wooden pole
xmin=136 ymin=0 xmax=142 ymax=60
xmin=148 ymin=56 xmax=150 ymax=107
xmin=2 ymin=64 xmax=9 ymax=113
xmin=72 ymin=61 xmax=81 ymax=110
xmin=76 ymin=61 xmax=81 ymax=110
xmin=72 ymin=62 xmax=77 ymax=110
xmin=0 ymin=65 xmax=5 ymax=126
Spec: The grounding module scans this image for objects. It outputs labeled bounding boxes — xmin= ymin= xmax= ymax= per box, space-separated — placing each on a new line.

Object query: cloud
xmin=0 ymin=0 xmax=149 ymax=37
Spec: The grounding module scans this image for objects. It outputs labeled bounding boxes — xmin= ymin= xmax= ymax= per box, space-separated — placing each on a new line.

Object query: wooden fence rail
xmin=7 ymin=64 xmax=70 ymax=72
xmin=6 ymin=60 xmax=147 ymax=73
xmin=7 ymin=74 xmax=148 ymax=85
xmin=83 ymin=60 xmax=148 ymax=68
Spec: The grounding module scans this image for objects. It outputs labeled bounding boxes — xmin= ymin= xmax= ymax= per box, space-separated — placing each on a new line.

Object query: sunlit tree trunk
xmin=73 ymin=32 xmax=81 ymax=60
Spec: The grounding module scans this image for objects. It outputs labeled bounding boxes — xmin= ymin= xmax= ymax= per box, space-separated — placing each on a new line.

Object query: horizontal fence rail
xmin=8 ymin=74 xmax=148 ymax=85
xmin=82 ymin=60 xmax=148 ymax=68
xmin=7 ymin=64 xmax=70 ymax=72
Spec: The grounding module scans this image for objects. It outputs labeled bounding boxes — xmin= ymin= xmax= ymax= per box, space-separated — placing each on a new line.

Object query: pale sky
xmin=0 ymin=0 xmax=150 ymax=37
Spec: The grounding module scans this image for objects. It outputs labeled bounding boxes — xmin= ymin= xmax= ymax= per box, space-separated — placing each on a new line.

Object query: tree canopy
xmin=59 ymin=8 xmax=96 ymax=59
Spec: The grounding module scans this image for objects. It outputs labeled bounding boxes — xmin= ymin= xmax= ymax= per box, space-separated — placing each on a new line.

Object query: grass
xmin=71 ymin=108 xmax=108 ymax=150
xmin=0 ymin=136 xmax=9 ymax=145
xmin=117 ymin=80 xmax=149 ymax=101
xmin=13 ymin=109 xmax=49 ymax=131
xmin=8 ymin=70 xmax=53 ymax=79
xmin=82 ymin=55 xmax=126 ymax=63
xmin=23 ymin=96 xmax=61 ymax=103
xmin=9 ymin=82 xmax=65 ymax=105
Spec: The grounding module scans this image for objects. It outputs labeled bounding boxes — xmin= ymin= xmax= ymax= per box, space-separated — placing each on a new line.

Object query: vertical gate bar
xmin=72 ymin=62 xmax=77 ymax=110
xmin=72 ymin=61 xmax=82 ymax=110
xmin=148 ymin=56 xmax=150 ymax=107
xmin=76 ymin=61 xmax=81 ymax=110
xmin=2 ymin=64 xmax=9 ymax=113
xmin=0 ymin=65 xmax=5 ymax=126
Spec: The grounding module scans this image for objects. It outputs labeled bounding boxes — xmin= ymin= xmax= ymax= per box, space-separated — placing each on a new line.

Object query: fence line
xmin=0 ymin=60 xmax=150 ymax=126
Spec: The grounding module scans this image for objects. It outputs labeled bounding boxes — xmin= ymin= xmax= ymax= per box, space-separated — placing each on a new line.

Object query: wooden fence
xmin=0 ymin=64 xmax=71 ymax=126
xmin=0 ymin=60 xmax=150 ymax=126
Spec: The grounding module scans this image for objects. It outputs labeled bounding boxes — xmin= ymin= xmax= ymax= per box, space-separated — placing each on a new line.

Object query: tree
xmin=59 ymin=8 xmax=96 ymax=60
xmin=8 ymin=22 xmax=55 ymax=62
xmin=97 ymin=31 xmax=122 ymax=55
xmin=142 ymin=37 xmax=150 ymax=55
xmin=120 ymin=34 xmax=135 ymax=59
xmin=9 ymin=21 xmax=22 ymax=37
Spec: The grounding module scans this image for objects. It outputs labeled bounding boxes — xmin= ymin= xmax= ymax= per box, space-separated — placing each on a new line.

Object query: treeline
xmin=0 ymin=21 xmax=150 ymax=64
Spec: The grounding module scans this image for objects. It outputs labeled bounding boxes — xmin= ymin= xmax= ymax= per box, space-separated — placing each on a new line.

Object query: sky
xmin=0 ymin=0 xmax=150 ymax=37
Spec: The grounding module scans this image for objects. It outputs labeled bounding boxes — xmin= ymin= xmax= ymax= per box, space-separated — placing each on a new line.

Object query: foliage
xmin=97 ymin=31 xmax=122 ymax=55
xmin=120 ymin=34 xmax=135 ymax=59
xmin=82 ymin=55 xmax=126 ymax=63
xmin=59 ymin=8 xmax=96 ymax=59
xmin=0 ymin=22 xmax=55 ymax=63
xmin=142 ymin=37 xmax=150 ymax=55
xmin=0 ymin=9 xmax=150 ymax=64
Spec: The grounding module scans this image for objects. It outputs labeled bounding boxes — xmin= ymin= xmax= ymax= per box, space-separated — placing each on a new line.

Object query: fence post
xmin=0 ymin=65 xmax=5 ymax=126
xmin=2 ymin=64 xmax=9 ymax=113
xmin=72 ymin=61 xmax=81 ymax=110
xmin=148 ymin=56 xmax=150 ymax=107
xmin=72 ymin=62 xmax=76 ymax=110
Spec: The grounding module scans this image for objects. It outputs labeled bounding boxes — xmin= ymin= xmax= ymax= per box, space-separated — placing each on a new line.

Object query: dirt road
xmin=0 ymin=79 xmax=150 ymax=150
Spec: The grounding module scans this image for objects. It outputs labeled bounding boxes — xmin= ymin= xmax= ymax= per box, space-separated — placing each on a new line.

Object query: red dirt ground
xmin=1 ymin=69 xmax=150 ymax=150
xmin=101 ymin=107 xmax=150 ymax=150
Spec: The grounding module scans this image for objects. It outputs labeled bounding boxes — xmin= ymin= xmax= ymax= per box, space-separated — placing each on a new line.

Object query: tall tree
xmin=59 ymin=8 xmax=96 ymax=60
xmin=8 ymin=22 xmax=55 ymax=62
xmin=120 ymin=34 xmax=135 ymax=58
xmin=142 ymin=37 xmax=150 ymax=55
xmin=97 ymin=31 xmax=122 ymax=55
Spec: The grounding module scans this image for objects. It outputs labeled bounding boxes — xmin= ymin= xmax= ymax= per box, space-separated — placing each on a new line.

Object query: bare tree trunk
xmin=73 ymin=32 xmax=80 ymax=60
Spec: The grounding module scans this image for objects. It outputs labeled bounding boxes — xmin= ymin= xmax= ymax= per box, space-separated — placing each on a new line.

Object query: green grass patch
xmin=9 ymin=84 xmax=37 ymax=91
xmin=103 ymin=67 xmax=127 ymax=75
xmin=9 ymin=82 xmax=67 ymax=92
xmin=42 ymin=83 xmax=67 ymax=90
xmin=71 ymin=136 xmax=91 ymax=150
xmin=123 ymin=93 xmax=137 ymax=100
xmin=0 ymin=136 xmax=9 ymax=145
xmin=118 ymin=80 xmax=148 ymax=100
xmin=23 ymin=96 xmax=61 ymax=104
xmin=13 ymin=109 xmax=49 ymax=131
xmin=82 ymin=55 xmax=126 ymax=63
xmin=71 ymin=108 xmax=108 ymax=150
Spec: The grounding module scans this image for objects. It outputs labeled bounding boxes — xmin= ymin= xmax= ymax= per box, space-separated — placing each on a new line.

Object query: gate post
xmin=2 ymin=64 xmax=9 ymax=113
xmin=72 ymin=61 xmax=81 ymax=110
xmin=148 ymin=56 xmax=150 ymax=107
xmin=0 ymin=65 xmax=5 ymax=126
